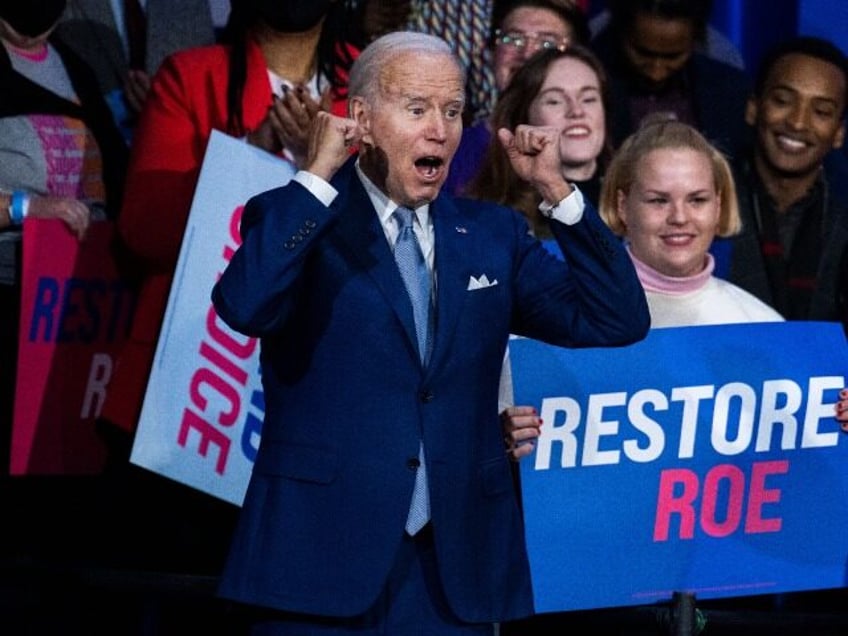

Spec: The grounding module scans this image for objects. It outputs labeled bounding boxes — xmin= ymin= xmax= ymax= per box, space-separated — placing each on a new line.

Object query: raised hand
xmin=305 ymin=112 xmax=362 ymax=182
xmin=498 ymin=124 xmax=572 ymax=205
xmin=249 ymin=85 xmax=332 ymax=168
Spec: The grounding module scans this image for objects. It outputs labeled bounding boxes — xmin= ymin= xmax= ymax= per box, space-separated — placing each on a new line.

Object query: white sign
xmin=131 ymin=131 xmax=294 ymax=505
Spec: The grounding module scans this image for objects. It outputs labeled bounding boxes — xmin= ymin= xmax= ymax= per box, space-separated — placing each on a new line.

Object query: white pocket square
xmin=467 ymin=274 xmax=499 ymax=291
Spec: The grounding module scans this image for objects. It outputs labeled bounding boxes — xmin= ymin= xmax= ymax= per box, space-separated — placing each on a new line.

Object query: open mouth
xmin=415 ymin=156 xmax=445 ymax=179
xmin=775 ymin=133 xmax=810 ymax=153
xmin=563 ymin=126 xmax=591 ymax=138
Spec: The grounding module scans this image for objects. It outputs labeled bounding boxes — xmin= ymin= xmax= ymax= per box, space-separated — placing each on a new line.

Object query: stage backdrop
xmin=130 ymin=131 xmax=294 ymax=505
xmin=512 ymin=321 xmax=848 ymax=613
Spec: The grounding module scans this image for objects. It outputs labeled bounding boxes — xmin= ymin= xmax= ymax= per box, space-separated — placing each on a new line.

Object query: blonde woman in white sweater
xmin=503 ymin=117 xmax=848 ymax=457
xmin=600 ymin=116 xmax=782 ymax=326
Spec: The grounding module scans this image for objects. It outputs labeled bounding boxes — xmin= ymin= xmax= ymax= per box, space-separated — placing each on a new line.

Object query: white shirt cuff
xmin=294 ymin=170 xmax=338 ymax=207
xmin=538 ymin=185 xmax=585 ymax=225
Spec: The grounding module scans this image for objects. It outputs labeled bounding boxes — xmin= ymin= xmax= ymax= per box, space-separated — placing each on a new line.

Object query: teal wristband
xmin=9 ymin=191 xmax=29 ymax=225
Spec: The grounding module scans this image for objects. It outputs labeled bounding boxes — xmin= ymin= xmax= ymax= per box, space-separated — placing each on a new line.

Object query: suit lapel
xmin=333 ymin=164 xmax=422 ymax=362
xmin=332 ymin=171 xmax=481 ymax=368
xmin=428 ymin=195 xmax=474 ymax=371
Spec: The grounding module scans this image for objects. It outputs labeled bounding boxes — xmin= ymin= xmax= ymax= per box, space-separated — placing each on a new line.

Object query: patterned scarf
xmin=406 ymin=0 xmax=495 ymax=123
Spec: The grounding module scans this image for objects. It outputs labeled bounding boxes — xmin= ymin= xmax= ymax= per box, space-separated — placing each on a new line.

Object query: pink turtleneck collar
xmin=627 ymin=244 xmax=714 ymax=295
xmin=3 ymin=41 xmax=49 ymax=62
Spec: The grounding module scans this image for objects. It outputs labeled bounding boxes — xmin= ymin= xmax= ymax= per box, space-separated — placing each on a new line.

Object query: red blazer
xmin=103 ymin=37 xmax=353 ymax=432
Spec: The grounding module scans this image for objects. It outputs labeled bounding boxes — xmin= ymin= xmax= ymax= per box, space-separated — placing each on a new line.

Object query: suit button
xmin=420 ymin=391 xmax=434 ymax=403
xmin=407 ymin=457 xmax=421 ymax=470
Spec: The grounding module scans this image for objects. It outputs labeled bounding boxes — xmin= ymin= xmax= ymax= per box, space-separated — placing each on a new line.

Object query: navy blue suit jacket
xmin=211 ymin=157 xmax=650 ymax=622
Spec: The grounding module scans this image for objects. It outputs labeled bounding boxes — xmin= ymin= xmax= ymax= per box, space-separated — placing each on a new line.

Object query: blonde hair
xmin=599 ymin=116 xmax=741 ymax=237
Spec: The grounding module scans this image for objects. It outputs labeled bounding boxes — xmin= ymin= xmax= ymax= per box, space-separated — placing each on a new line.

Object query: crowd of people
xmin=2 ymin=0 xmax=848 ymax=634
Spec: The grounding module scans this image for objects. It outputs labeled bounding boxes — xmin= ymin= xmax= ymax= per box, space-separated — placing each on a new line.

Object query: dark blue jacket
xmin=212 ymin=157 xmax=650 ymax=620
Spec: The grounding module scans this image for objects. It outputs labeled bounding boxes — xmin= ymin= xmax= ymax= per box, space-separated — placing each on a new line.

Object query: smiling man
xmin=727 ymin=36 xmax=848 ymax=324
xmin=211 ymin=31 xmax=649 ymax=635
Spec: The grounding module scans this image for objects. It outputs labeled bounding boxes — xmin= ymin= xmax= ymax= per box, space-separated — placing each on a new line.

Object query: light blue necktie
xmin=393 ymin=207 xmax=432 ymax=363
xmin=393 ymin=207 xmax=432 ymax=534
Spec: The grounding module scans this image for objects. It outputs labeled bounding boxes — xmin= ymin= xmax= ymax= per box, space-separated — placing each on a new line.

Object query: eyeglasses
xmin=494 ymin=29 xmax=569 ymax=53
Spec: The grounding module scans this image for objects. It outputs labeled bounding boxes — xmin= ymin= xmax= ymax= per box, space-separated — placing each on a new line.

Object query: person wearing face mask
xmin=0 ymin=0 xmax=127 ymax=238
xmin=98 ymin=0 xmax=360 ymax=448
xmin=54 ymin=0 xmax=217 ymax=144
xmin=0 ymin=0 xmax=129 ymax=457
xmin=88 ymin=0 xmax=363 ymax=574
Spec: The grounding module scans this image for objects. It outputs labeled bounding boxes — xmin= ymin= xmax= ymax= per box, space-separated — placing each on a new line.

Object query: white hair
xmin=348 ymin=31 xmax=465 ymax=104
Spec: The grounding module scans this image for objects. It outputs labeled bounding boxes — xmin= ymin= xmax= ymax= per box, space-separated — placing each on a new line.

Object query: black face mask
xmin=0 ymin=0 xmax=66 ymax=38
xmin=253 ymin=0 xmax=332 ymax=33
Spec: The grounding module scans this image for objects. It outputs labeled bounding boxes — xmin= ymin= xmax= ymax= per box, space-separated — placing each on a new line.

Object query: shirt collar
xmin=354 ymin=160 xmax=429 ymax=228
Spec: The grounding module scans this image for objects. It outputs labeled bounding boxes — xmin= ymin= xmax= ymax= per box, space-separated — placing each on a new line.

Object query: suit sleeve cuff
xmin=294 ymin=170 xmax=338 ymax=207
xmin=538 ymin=185 xmax=584 ymax=225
